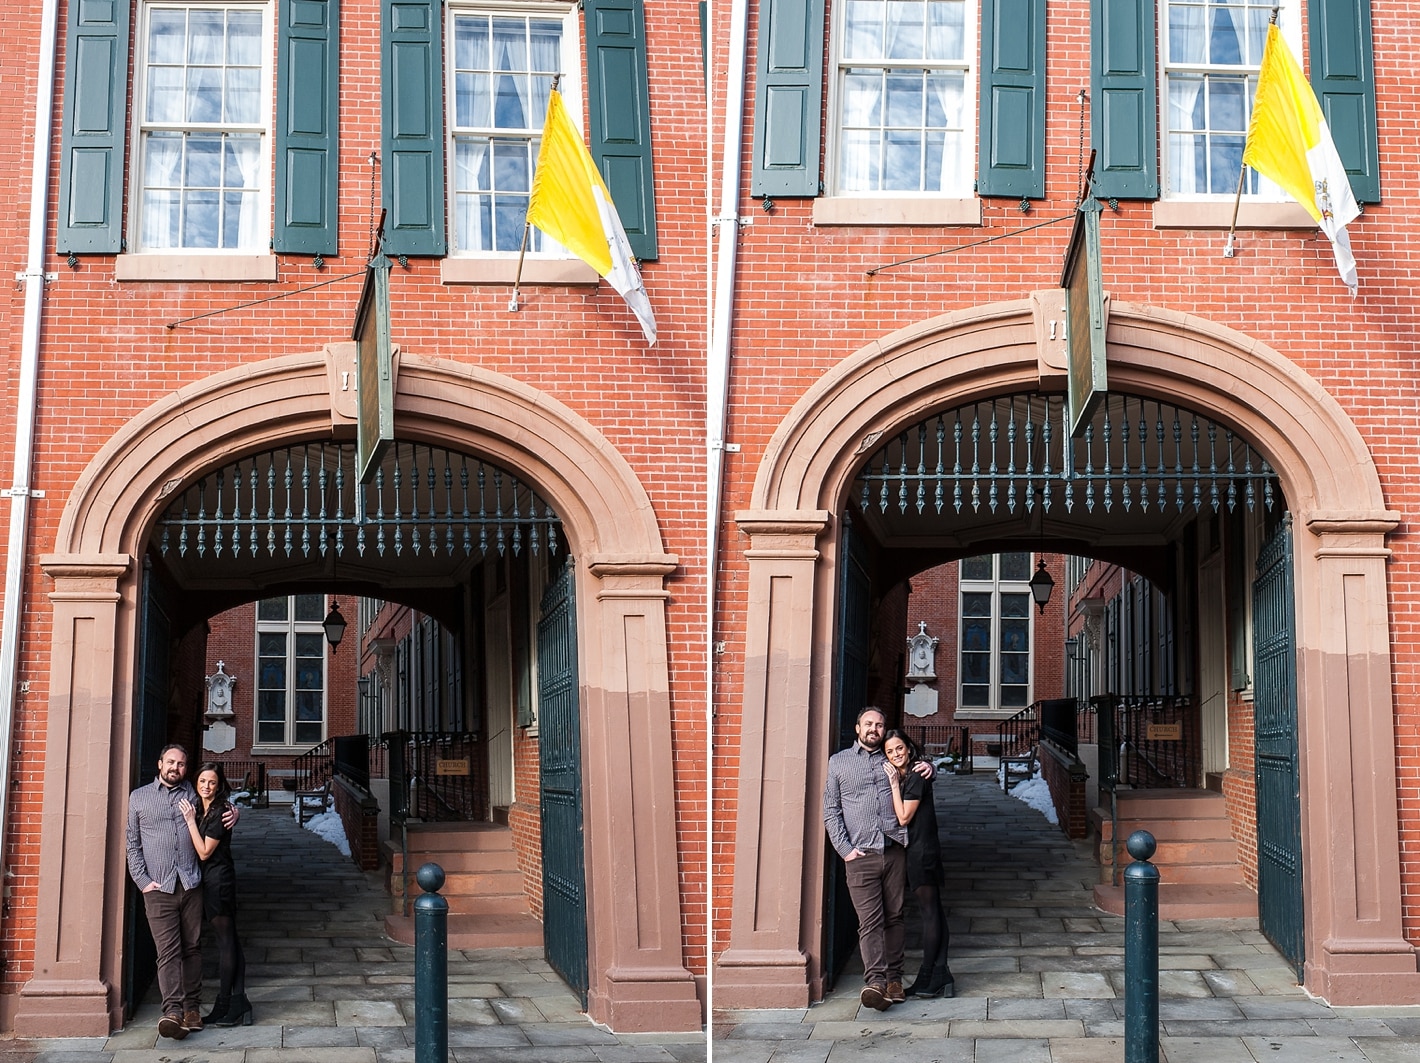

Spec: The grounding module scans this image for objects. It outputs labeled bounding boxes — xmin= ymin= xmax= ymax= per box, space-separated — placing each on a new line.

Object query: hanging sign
xmin=1061 ymin=199 xmax=1107 ymax=438
xmin=353 ymin=255 xmax=394 ymax=484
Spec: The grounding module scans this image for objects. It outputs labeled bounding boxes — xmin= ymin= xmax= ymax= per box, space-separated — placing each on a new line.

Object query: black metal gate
xmin=824 ymin=514 xmax=871 ymax=989
xmin=537 ymin=558 xmax=588 ymax=1004
xmin=123 ymin=559 xmax=171 ymax=1017
xmin=1253 ymin=515 xmax=1304 ymax=976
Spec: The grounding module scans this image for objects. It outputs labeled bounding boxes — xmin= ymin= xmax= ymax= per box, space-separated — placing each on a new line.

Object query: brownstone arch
xmin=14 ymin=349 xmax=700 ymax=1035
xmin=716 ymin=297 xmax=1420 ymax=1008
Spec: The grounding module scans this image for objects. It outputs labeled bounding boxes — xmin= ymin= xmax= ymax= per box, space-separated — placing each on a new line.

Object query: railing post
xmin=1124 ymin=830 xmax=1160 ymax=1063
xmin=414 ymin=862 xmax=448 ymax=1063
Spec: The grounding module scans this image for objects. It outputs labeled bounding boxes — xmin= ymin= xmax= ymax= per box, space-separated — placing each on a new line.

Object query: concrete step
xmin=388 ymin=846 xmax=520 ymax=875
xmin=385 ymin=911 xmax=544 ymax=949
xmin=1107 ymin=788 xmax=1228 ymax=819
xmin=390 ymin=867 xmax=527 ymax=900
xmin=1094 ymin=880 xmax=1259 ymax=920
xmin=1097 ymin=811 xmax=1234 ymax=843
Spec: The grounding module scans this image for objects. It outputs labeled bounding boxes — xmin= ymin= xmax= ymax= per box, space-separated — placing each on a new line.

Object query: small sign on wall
xmin=435 ymin=758 xmax=471 ymax=776
xmin=1146 ymin=723 xmax=1182 ymax=741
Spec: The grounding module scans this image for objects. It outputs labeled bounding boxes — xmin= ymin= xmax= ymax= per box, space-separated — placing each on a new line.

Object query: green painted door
xmin=825 ymin=515 xmax=871 ymax=988
xmin=538 ymin=558 xmax=588 ymax=1004
xmin=1252 ymin=515 xmax=1304 ymax=977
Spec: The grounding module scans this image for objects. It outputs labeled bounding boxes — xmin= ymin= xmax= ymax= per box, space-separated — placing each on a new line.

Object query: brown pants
xmin=844 ymin=844 xmax=907 ymax=986
xmin=143 ymin=882 xmax=204 ymax=1016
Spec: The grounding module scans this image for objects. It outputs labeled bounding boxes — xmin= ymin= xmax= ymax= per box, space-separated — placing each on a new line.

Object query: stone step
xmin=393 ymin=820 xmax=516 ymax=850
xmin=390 ymin=867 xmax=527 ymax=900
xmin=1094 ymin=880 xmax=1259 ymax=920
xmin=1107 ymin=788 xmax=1229 ymax=820
xmin=1096 ymin=810 xmax=1234 ymax=843
xmin=388 ymin=846 xmax=520 ymax=875
xmin=385 ymin=910 xmax=544 ymax=949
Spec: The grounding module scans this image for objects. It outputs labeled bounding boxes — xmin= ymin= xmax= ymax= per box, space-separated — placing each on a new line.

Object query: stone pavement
xmin=712 ymin=774 xmax=1420 ymax=1063
xmin=0 ymin=806 xmax=706 ymax=1063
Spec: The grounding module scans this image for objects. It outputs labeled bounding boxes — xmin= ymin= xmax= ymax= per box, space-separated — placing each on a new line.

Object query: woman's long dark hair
xmin=883 ymin=729 xmax=923 ymax=771
xmin=193 ymin=761 xmax=231 ymax=820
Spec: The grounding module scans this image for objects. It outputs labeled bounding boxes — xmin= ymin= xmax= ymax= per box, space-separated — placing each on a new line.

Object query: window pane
xmin=1001 ymin=616 xmax=1029 ymax=653
xmin=960 ymin=555 xmax=992 ymax=581
xmin=926 ymin=1 xmax=964 ymax=61
xmin=961 ymin=617 xmax=991 ymax=652
xmin=1168 ymin=3 xmax=1205 ymax=63
xmin=999 ymin=552 xmax=1030 ymax=581
xmin=886 ymin=0 xmax=924 ymax=59
xmin=258 ymin=631 xmax=287 ymax=656
xmin=148 ymin=9 xmax=187 ymax=64
xmin=1206 ymin=5 xmax=1242 ymax=65
xmin=146 ymin=66 xmax=185 ymax=123
xmin=294 ymin=594 xmax=325 ymax=622
xmin=257 ymin=689 xmax=286 ymax=721
xmin=1001 ymin=685 xmax=1029 ymax=708
xmin=883 ymin=129 xmax=923 ymax=191
xmin=257 ymin=720 xmax=286 ymax=744
xmin=961 ymin=653 xmax=990 ymax=683
xmin=188 ymin=9 xmax=226 ymax=65
xmin=226 ymin=65 xmax=260 ymax=124
xmin=294 ymin=721 xmax=324 ymax=745
xmin=227 ymin=10 xmax=262 ymax=66
xmin=295 ymin=690 xmax=323 ymax=721
xmin=1001 ymin=651 xmax=1029 ymax=684
xmin=961 ymin=684 xmax=990 ymax=707
xmin=258 ymin=597 xmax=288 ymax=621
xmin=843 ymin=0 xmax=886 ymax=60
xmin=295 ymin=633 xmax=326 ymax=658
xmin=1001 ymin=593 xmax=1030 ymax=620
xmin=961 ymin=592 xmax=992 ymax=617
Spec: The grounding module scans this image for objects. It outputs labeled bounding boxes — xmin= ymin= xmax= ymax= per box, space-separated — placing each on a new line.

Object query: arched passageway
xmin=14 ymin=351 xmax=700 ymax=1036
xmin=716 ymin=298 xmax=1420 ymax=1009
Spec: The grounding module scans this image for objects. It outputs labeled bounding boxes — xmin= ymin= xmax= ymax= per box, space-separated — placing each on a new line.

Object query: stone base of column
xmin=713 ymin=948 xmax=812 ymax=1009
xmin=11 ymin=978 xmax=114 ymax=1037
xmin=587 ymin=966 xmax=703 ymax=1032
xmin=1308 ymin=942 xmax=1420 ymax=1005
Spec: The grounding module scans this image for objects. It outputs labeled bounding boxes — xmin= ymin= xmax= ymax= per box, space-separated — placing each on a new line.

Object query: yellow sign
xmin=1146 ymin=723 xmax=1182 ymax=741
xmin=435 ymin=758 xmax=470 ymax=777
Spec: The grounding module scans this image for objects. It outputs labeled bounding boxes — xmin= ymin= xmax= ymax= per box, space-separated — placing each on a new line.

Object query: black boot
xmin=918 ymin=964 xmax=955 ymax=998
xmin=904 ymin=963 xmax=934 ymax=997
xmin=202 ymin=995 xmax=230 ymax=1025
xmin=214 ymin=993 xmax=252 ymax=1027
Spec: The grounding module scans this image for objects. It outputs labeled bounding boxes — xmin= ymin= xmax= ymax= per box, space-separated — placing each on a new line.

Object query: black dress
xmin=902 ymin=771 xmax=943 ymax=889
xmin=198 ymin=804 xmax=238 ymax=920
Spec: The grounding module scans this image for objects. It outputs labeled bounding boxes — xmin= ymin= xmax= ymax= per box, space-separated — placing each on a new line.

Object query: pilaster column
xmin=1299 ymin=515 xmax=1420 ymax=1002
xmin=714 ymin=512 xmax=829 ymax=1008
xmin=14 ymin=555 xmax=132 ymax=1037
xmin=580 ymin=555 xmax=702 ymax=1031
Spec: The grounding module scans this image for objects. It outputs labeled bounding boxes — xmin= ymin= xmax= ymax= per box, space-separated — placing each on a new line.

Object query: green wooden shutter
xmin=56 ymin=0 xmax=130 ymax=254
xmin=584 ymin=0 xmax=658 ymax=260
xmin=1309 ymin=0 xmax=1379 ymax=203
xmin=749 ymin=0 xmax=823 ymax=197
xmin=1091 ymin=0 xmax=1157 ymax=199
xmin=382 ymin=0 xmax=446 ymax=256
xmin=978 ymin=0 xmax=1045 ymax=199
xmin=276 ymin=0 xmax=340 ymax=255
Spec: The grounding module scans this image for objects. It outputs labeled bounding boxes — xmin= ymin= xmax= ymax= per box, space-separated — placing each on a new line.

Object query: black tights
xmin=210 ymin=914 xmax=246 ymax=998
xmin=915 ymin=884 xmax=950 ymax=971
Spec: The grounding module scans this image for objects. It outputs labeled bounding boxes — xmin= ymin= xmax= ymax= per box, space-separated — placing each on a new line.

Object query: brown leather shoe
xmin=859 ymin=983 xmax=890 ymax=1011
xmin=886 ymin=979 xmax=905 ymax=1003
xmin=157 ymin=1013 xmax=188 ymax=1039
xmin=182 ymin=1008 xmax=204 ymax=1032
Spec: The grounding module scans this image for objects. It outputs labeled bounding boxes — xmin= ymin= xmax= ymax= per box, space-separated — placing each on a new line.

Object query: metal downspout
xmin=706 ymin=0 xmax=750 ymax=1018
xmin=0 ymin=0 xmax=61 ymax=916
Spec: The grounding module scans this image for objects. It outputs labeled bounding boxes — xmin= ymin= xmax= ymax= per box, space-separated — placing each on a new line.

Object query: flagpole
xmin=509 ymin=223 xmax=530 ymax=311
xmin=1223 ymin=163 xmax=1246 ymax=257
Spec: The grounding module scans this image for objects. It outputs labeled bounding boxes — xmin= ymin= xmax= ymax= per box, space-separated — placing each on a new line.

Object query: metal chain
xmin=1077 ymin=89 xmax=1087 ymax=205
xmin=368 ymin=151 xmax=379 ymax=259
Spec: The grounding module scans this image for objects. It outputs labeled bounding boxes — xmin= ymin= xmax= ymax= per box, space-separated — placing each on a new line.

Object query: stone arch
xmin=16 ymin=350 xmax=700 ymax=1036
xmin=719 ymin=298 xmax=1420 ymax=1009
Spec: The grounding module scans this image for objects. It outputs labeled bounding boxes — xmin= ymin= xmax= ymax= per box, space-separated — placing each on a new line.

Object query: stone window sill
xmin=440 ymin=256 xmax=599 ymax=285
xmin=812 ymin=196 xmax=982 ymax=227
xmin=1152 ymin=199 xmax=1316 ymax=230
xmin=114 ymin=253 xmax=279 ymax=282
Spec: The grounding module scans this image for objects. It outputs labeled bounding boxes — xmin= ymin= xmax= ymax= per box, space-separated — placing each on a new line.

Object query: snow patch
xmin=1003 ymin=771 xmax=1059 ymax=826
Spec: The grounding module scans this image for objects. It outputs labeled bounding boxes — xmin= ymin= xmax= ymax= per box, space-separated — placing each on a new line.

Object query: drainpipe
xmin=0 ymin=0 xmax=61 ymax=912
xmin=706 ymin=0 xmax=750 ymax=1019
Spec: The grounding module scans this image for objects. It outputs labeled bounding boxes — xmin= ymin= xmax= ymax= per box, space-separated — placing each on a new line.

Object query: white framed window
xmin=829 ymin=0 xmax=976 ymax=196
xmin=448 ymin=4 xmax=580 ymax=255
xmin=255 ymin=593 xmax=326 ymax=748
xmin=1162 ymin=0 xmax=1297 ymax=198
xmin=131 ymin=2 xmax=273 ymax=252
xmin=958 ymin=551 xmax=1032 ymax=713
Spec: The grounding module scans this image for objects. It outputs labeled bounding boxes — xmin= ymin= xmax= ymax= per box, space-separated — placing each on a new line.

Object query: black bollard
xmin=414 ymin=862 xmax=449 ymax=1063
xmin=1123 ymin=830 xmax=1159 ymax=1063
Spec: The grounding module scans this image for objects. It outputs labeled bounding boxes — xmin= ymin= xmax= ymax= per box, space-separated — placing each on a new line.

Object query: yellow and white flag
xmin=526 ymin=90 xmax=657 ymax=344
xmin=1242 ymin=23 xmax=1360 ymax=292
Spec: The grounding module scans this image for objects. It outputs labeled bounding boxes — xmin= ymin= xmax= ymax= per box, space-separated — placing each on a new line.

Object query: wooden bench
xmin=295 ymin=778 xmax=332 ymax=825
xmin=1001 ymin=746 xmax=1038 ymax=792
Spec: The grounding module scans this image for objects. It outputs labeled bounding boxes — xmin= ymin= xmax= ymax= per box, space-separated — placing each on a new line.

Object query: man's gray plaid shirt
xmin=126 ymin=776 xmax=203 ymax=892
xmin=823 ymin=741 xmax=908 ymax=858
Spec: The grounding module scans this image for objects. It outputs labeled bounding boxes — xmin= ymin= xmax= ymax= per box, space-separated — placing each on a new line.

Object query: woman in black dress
xmin=883 ymin=730 xmax=954 ymax=998
xmin=178 ymin=762 xmax=251 ymax=1027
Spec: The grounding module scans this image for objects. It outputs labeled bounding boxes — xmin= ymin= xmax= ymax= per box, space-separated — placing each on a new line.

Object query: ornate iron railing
xmin=856 ymin=392 xmax=1277 ymax=518
xmin=293 ymin=737 xmax=336 ymax=793
xmin=1000 ymin=704 xmax=1040 ymax=758
xmin=156 ymin=440 xmax=562 ymax=563
xmin=382 ymin=730 xmax=484 ymax=823
xmin=211 ymin=758 xmax=267 ymax=808
xmin=1094 ymin=693 xmax=1200 ymax=789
